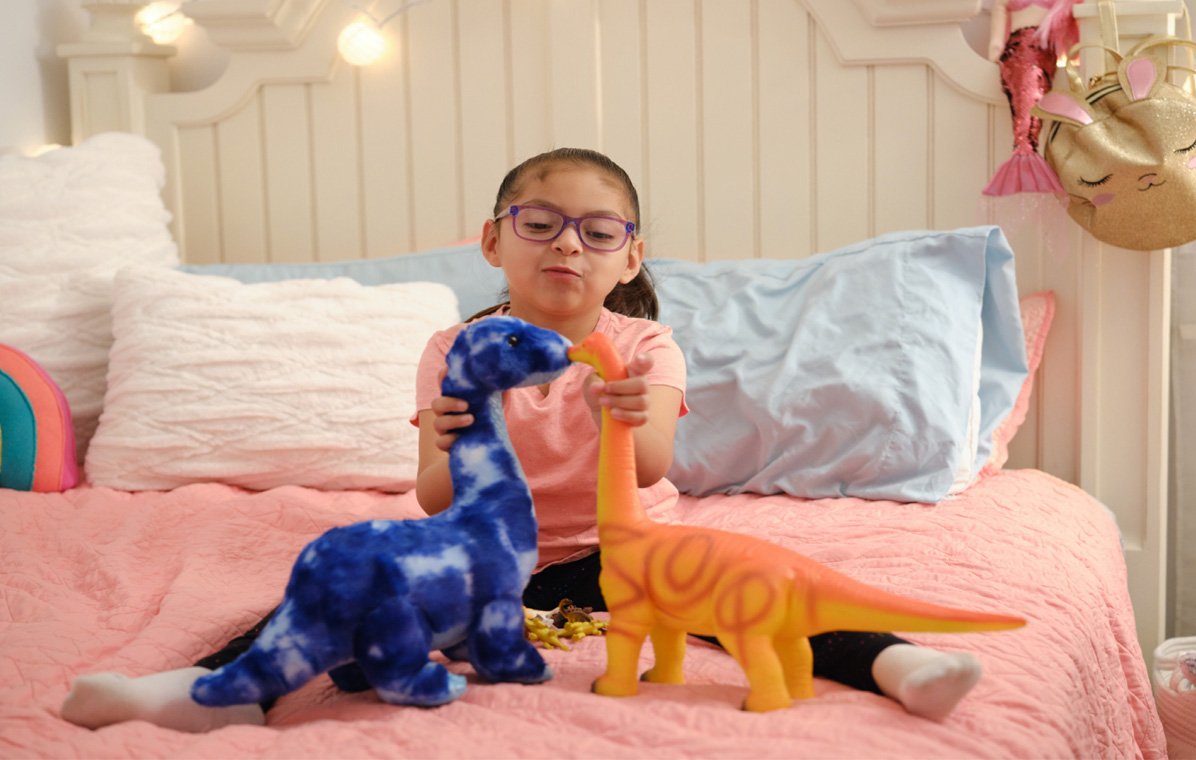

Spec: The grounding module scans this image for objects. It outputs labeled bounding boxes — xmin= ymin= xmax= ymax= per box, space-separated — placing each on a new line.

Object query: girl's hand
xmin=430 ymin=367 xmax=472 ymax=452
xmin=582 ymin=352 xmax=654 ymax=427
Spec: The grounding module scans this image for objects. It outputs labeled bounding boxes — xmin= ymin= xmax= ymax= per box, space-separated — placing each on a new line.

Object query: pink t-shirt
xmin=412 ymin=307 xmax=688 ymax=569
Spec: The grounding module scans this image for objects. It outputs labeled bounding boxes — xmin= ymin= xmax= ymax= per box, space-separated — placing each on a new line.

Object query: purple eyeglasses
xmin=493 ymin=205 xmax=636 ymax=252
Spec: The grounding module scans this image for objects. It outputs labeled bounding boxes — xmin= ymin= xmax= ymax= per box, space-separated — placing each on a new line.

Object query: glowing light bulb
xmin=338 ymin=21 xmax=388 ymax=66
xmin=137 ymin=1 xmax=193 ymax=44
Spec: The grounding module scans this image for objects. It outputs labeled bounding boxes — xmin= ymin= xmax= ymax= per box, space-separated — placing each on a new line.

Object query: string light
xmin=336 ymin=0 xmax=435 ymax=66
xmin=136 ymin=1 xmax=194 ymax=45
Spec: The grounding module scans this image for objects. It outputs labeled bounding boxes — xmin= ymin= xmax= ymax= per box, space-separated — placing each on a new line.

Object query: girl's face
xmin=482 ymin=166 xmax=643 ymax=328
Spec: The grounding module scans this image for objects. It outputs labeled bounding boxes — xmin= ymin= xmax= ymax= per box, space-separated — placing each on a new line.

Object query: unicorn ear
xmin=1118 ymin=55 xmax=1164 ymax=101
xmin=1032 ymin=91 xmax=1096 ymax=127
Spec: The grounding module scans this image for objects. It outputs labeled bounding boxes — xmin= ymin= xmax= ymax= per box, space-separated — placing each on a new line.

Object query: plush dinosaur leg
xmin=354 ymin=597 xmax=466 ymax=707
xmin=720 ymin=633 xmax=791 ymax=712
xmin=328 ymin=662 xmax=371 ymax=693
xmin=775 ymin=634 xmax=815 ymax=700
xmin=468 ymin=597 xmax=552 ymax=684
xmin=641 ymin=626 xmax=687 ymax=684
xmin=593 ymin=618 xmax=652 ymax=697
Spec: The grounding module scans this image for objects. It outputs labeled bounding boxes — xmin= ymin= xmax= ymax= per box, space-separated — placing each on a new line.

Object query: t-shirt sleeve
xmin=631 ymin=324 xmax=689 ymax=417
xmin=409 ymin=328 xmax=458 ymax=427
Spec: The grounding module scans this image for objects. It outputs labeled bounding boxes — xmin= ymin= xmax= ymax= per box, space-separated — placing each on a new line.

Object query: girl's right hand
xmin=430 ymin=367 xmax=472 ymax=452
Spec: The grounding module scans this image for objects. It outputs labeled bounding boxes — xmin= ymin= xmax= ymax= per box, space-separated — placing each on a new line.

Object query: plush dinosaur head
xmin=443 ymin=316 xmax=572 ymax=398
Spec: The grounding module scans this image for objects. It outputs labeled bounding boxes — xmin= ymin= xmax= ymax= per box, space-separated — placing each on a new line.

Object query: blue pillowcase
xmin=182 ymin=242 xmax=506 ymax=320
xmin=183 ymin=226 xmax=1026 ymax=504
xmin=652 ymin=226 xmax=1026 ymax=502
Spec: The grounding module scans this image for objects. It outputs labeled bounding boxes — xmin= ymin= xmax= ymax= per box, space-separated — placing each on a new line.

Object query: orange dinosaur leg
xmin=592 ymin=617 xmax=651 ymax=698
xmin=776 ymin=634 xmax=815 ymax=700
xmin=641 ymin=626 xmax=687 ymax=685
xmin=720 ymin=633 xmax=791 ymax=712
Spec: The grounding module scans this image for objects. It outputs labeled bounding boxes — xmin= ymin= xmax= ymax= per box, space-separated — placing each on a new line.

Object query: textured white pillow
xmin=0 ymin=132 xmax=179 ymax=464
xmin=85 ymin=266 xmax=460 ymax=492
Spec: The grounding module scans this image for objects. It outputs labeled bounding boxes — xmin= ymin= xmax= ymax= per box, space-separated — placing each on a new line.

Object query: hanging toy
xmin=1033 ymin=24 xmax=1196 ymax=250
xmin=983 ymin=0 xmax=1081 ymax=196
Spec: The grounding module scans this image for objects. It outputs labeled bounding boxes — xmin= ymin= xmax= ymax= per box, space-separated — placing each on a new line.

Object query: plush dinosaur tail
xmin=191 ymin=602 xmax=323 ymax=707
xmin=802 ymin=561 xmax=1025 ymax=635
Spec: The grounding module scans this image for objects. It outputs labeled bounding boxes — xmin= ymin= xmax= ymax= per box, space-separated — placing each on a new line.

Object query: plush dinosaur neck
xmin=445 ymin=387 xmax=533 ymax=527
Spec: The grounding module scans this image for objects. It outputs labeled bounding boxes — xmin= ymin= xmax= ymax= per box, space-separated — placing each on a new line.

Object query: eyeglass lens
xmin=510 ymin=207 xmax=630 ymax=251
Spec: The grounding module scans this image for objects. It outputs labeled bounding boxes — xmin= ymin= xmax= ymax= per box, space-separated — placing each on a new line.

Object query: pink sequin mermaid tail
xmin=983 ymin=27 xmax=1065 ymax=196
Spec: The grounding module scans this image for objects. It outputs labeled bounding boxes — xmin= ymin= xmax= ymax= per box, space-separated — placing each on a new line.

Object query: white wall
xmin=0 ymin=0 xmax=229 ymax=157
xmin=0 ymin=0 xmax=87 ymax=155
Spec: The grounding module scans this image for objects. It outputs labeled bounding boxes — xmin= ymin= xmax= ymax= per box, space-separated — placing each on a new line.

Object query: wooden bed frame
xmin=58 ymin=0 xmax=1177 ymax=665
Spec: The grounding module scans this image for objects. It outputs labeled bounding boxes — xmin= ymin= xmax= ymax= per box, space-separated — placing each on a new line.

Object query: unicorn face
xmin=1035 ymin=50 xmax=1196 ymax=250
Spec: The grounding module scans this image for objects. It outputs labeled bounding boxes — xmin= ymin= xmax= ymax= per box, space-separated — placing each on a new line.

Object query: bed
xmin=0 ymin=0 xmax=1177 ymax=757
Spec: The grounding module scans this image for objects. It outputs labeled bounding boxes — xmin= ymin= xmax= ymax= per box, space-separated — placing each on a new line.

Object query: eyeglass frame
xmin=492 ymin=205 xmax=637 ymax=252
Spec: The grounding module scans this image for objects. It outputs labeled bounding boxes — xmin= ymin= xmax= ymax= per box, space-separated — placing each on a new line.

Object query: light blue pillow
xmin=186 ymin=228 xmax=1026 ymax=504
xmin=651 ymin=226 xmax=1026 ymax=503
xmin=181 ymin=242 xmax=507 ymax=320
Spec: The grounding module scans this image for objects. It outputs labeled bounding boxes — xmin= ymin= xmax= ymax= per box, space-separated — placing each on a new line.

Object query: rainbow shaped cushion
xmin=0 ymin=344 xmax=78 ymax=492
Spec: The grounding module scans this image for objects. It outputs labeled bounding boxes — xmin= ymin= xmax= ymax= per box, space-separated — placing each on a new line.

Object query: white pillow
xmin=0 ymin=132 xmax=180 ymax=464
xmin=85 ymin=266 xmax=460 ymax=492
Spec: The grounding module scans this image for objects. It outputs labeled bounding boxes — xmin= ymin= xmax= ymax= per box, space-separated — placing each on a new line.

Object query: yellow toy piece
xmin=524 ymin=605 xmax=608 ymax=651
xmin=568 ymin=332 xmax=1026 ymax=713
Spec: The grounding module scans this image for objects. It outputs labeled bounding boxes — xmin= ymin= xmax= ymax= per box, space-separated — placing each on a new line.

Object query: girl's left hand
xmin=582 ymin=352 xmax=654 ymax=427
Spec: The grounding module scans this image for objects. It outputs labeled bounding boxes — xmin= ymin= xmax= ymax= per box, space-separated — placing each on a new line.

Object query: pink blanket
xmin=1 ymin=469 xmax=1165 ymax=758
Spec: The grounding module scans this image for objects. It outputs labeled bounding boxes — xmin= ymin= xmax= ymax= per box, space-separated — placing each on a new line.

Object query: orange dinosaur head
xmin=568 ymin=332 xmax=629 ymax=382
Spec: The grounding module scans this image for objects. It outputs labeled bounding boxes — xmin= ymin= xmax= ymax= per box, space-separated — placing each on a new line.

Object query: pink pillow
xmin=981 ymin=291 xmax=1055 ymax=476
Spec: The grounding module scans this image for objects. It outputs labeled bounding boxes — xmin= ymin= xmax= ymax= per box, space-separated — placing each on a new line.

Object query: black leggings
xmin=198 ymin=551 xmax=907 ymax=710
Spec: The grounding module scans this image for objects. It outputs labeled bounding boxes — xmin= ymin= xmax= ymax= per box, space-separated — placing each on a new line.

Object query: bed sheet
xmin=0 ymin=470 xmax=1165 ymax=759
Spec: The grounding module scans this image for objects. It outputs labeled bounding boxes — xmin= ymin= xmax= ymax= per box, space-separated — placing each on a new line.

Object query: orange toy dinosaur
xmin=567 ymin=332 xmax=1026 ymax=713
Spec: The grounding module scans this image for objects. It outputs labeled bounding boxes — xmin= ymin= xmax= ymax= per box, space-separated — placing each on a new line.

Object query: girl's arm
xmin=415 ymin=384 xmax=472 ymax=516
xmin=584 ymin=352 xmax=683 ymax=488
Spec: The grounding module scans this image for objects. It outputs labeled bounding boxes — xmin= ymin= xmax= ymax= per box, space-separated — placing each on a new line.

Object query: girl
xmin=60 ymin=148 xmax=982 ymax=733
xmin=415 ymin=148 xmax=983 ymax=722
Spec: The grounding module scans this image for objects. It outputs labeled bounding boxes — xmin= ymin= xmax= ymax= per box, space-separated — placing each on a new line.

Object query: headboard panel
xmin=142 ymin=0 xmax=1019 ymax=266
xmin=61 ymin=0 xmax=1174 ymax=660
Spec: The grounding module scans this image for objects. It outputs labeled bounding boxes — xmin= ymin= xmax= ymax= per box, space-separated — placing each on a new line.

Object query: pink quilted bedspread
xmin=0 ymin=469 xmax=1165 ymax=758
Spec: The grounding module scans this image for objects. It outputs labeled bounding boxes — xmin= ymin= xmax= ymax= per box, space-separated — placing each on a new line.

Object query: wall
xmin=0 ymin=0 xmax=228 ymax=157
xmin=1172 ymin=247 xmax=1196 ymax=638
xmin=0 ymin=0 xmax=87 ymax=155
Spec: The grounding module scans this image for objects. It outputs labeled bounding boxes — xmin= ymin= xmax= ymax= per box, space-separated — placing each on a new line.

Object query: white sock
xmin=60 ymin=667 xmax=265 ymax=733
xmin=871 ymin=644 xmax=982 ymax=721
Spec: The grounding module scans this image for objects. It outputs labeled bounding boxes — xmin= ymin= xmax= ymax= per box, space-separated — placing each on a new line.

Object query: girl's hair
xmin=469 ymin=148 xmax=659 ymax=322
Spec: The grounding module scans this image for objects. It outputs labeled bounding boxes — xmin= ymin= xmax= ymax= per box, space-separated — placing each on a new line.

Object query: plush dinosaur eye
xmin=1176 ymin=137 xmax=1196 ymax=154
xmin=507 ymin=334 xmax=520 ymax=347
xmin=1079 ymin=174 xmax=1112 ymax=187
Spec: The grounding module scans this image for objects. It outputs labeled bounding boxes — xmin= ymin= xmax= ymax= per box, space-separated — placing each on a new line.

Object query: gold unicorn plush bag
xmin=1033 ymin=34 xmax=1196 ymax=250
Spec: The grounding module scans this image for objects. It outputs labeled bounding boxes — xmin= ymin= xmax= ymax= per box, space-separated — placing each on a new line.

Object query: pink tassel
xmin=1033 ymin=0 xmax=1081 ymax=58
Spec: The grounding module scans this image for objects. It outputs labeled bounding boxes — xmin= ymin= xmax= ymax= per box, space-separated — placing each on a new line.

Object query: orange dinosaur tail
xmin=800 ymin=560 xmax=1025 ymax=635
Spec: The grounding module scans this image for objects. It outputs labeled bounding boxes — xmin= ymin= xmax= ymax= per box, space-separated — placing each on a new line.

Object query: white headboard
xmin=59 ymin=0 xmax=1175 ymax=661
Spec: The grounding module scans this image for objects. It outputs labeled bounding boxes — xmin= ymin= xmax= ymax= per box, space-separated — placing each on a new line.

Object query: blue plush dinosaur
xmin=191 ymin=316 xmax=571 ymax=708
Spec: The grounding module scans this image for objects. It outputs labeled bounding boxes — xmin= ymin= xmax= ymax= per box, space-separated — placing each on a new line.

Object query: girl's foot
xmin=871 ymin=644 xmax=982 ymax=721
xmin=60 ymin=667 xmax=265 ymax=733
